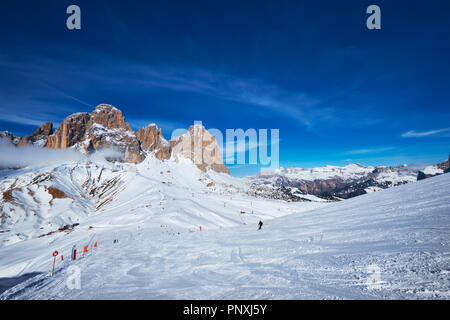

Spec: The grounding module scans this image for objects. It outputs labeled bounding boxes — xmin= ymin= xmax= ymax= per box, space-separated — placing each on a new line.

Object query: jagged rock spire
xmin=169 ymin=124 xmax=229 ymax=174
xmin=2 ymin=104 xmax=230 ymax=173
xmin=136 ymin=124 xmax=171 ymax=160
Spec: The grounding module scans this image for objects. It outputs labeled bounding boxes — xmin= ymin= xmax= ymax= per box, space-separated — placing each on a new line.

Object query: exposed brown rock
xmin=297 ymin=179 xmax=341 ymax=195
xmin=33 ymin=122 xmax=53 ymax=136
xmin=437 ymin=156 xmax=449 ymax=172
xmin=136 ymin=124 xmax=171 ymax=160
xmin=46 ymin=105 xmax=144 ymax=163
xmin=89 ymin=104 xmax=131 ymax=130
xmin=2 ymin=189 xmax=15 ymax=203
xmin=87 ymin=105 xmax=144 ymax=163
xmin=47 ymin=113 xmax=91 ymax=150
xmin=1 ymin=104 xmax=230 ymax=169
xmin=170 ymin=124 xmax=229 ymax=174
xmin=47 ymin=186 xmax=68 ymax=200
xmin=17 ymin=122 xmax=53 ymax=147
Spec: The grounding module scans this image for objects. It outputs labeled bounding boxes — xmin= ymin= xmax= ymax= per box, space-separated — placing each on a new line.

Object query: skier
xmin=258 ymin=220 xmax=263 ymax=230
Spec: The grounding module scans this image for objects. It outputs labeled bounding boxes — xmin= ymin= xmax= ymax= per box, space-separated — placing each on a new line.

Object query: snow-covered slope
xmin=1 ymin=167 xmax=449 ymax=299
xmin=422 ymin=165 xmax=444 ymax=176
xmin=0 ymin=159 xmax=132 ymax=245
xmin=0 ymin=155 xmax=327 ymax=278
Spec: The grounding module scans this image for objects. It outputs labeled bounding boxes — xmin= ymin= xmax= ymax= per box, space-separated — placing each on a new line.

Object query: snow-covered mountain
xmin=1 ymin=162 xmax=449 ymax=299
xmin=1 ymin=103 xmax=331 ymax=250
xmin=1 ymin=104 xmax=449 ymax=299
xmin=1 ymin=104 xmax=228 ymax=174
xmin=0 ymin=151 xmax=331 ymax=248
xmin=248 ymin=161 xmax=449 ymax=200
xmin=2 ymin=103 xmax=447 ymax=202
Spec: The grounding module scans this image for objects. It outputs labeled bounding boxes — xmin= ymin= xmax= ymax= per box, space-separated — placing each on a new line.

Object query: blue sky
xmin=0 ymin=0 xmax=449 ymax=176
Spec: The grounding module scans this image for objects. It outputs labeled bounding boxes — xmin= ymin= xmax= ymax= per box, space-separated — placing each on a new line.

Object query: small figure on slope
xmin=258 ymin=220 xmax=263 ymax=230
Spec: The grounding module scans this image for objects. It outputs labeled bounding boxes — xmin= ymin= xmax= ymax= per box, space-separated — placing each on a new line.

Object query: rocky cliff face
xmin=89 ymin=104 xmax=131 ymax=130
xmin=136 ymin=124 xmax=171 ymax=160
xmin=17 ymin=122 xmax=53 ymax=147
xmin=46 ymin=105 xmax=145 ymax=163
xmin=1 ymin=104 xmax=229 ymax=173
xmin=1 ymin=123 xmax=53 ymax=148
xmin=249 ymin=163 xmax=426 ymax=200
xmin=47 ymin=113 xmax=91 ymax=150
xmin=86 ymin=105 xmax=144 ymax=163
xmin=170 ymin=124 xmax=229 ymax=174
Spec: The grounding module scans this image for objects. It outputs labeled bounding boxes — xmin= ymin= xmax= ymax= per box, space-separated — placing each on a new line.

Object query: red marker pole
xmin=52 ymin=250 xmax=58 ymax=276
xmin=72 ymin=245 xmax=77 ymax=261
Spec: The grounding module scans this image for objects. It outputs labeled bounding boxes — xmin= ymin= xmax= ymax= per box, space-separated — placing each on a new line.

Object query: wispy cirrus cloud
xmin=401 ymin=128 xmax=450 ymax=138
xmin=124 ymin=65 xmax=324 ymax=128
xmin=345 ymin=147 xmax=395 ymax=155
xmin=0 ymin=112 xmax=49 ymax=127
xmin=1 ymin=49 xmax=334 ymax=130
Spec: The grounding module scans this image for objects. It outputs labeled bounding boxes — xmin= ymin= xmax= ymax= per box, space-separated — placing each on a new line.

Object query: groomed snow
xmin=0 ymin=156 xmax=327 ymax=277
xmin=1 ymin=160 xmax=449 ymax=299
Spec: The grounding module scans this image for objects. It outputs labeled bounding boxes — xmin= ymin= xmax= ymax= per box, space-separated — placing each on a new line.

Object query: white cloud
xmin=114 ymin=65 xmax=325 ymax=128
xmin=345 ymin=147 xmax=394 ymax=155
xmin=0 ymin=113 xmax=47 ymax=127
xmin=0 ymin=139 xmax=121 ymax=168
xmin=401 ymin=128 xmax=450 ymax=138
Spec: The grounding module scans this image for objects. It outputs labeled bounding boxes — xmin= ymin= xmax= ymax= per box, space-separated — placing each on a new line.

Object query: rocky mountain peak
xmin=136 ymin=124 xmax=171 ymax=160
xmin=170 ymin=124 xmax=229 ymax=174
xmin=90 ymin=104 xmax=131 ymax=131
xmin=45 ymin=105 xmax=144 ymax=163
xmin=33 ymin=122 xmax=53 ymax=136
xmin=86 ymin=105 xmax=143 ymax=163
xmin=17 ymin=122 xmax=53 ymax=147
xmin=47 ymin=113 xmax=91 ymax=150
xmin=1 ymin=105 xmax=230 ymax=173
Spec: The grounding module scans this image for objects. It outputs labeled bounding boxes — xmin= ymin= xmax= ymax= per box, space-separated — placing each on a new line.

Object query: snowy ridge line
xmin=248 ymin=159 xmax=450 ymax=200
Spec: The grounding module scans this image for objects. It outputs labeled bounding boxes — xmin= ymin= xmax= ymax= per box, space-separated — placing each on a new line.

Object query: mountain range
xmin=0 ymin=104 xmax=449 ymax=299
xmin=248 ymin=160 xmax=449 ymax=200
xmin=1 ymin=104 xmax=448 ymax=205
xmin=0 ymin=104 xmax=228 ymax=174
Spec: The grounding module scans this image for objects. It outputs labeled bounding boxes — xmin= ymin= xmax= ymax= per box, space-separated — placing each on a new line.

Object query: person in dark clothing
xmin=258 ymin=220 xmax=263 ymax=230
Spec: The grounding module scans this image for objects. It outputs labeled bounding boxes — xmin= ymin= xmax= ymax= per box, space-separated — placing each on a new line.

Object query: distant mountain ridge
xmin=248 ymin=160 xmax=449 ymax=200
xmin=1 ymin=104 xmax=448 ymax=200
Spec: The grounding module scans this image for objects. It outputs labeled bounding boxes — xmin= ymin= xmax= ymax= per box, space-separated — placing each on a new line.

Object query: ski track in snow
xmin=0 ymin=157 xmax=449 ymax=300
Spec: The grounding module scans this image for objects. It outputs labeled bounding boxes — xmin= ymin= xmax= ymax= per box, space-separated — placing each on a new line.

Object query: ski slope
xmin=1 ymin=163 xmax=449 ymax=299
xmin=0 ymin=156 xmax=326 ymax=289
